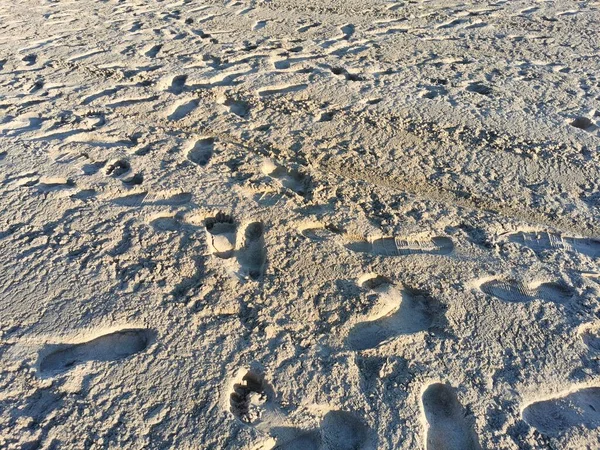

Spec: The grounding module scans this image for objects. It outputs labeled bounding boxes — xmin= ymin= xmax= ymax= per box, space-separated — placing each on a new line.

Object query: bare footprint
xmin=253 ymin=20 xmax=267 ymax=31
xmin=466 ymin=82 xmax=492 ymax=96
xmin=339 ymin=24 xmax=355 ymax=40
xmin=297 ymin=22 xmax=321 ymax=33
xmin=235 ymin=222 xmax=267 ymax=280
xmin=150 ymin=214 xmax=182 ymax=232
xmin=218 ymin=96 xmax=250 ymax=117
xmin=227 ymin=370 xmax=370 ymax=448
xmin=38 ymin=328 xmax=155 ymax=376
xmin=204 ymin=212 xmax=237 ymax=258
xmin=228 ymin=369 xmax=310 ymax=446
xmin=151 ymin=191 xmax=193 ymax=206
xmin=522 ymin=387 xmax=600 ymax=436
xmin=230 ymin=370 xmax=268 ymax=424
xmin=421 ymin=383 xmax=481 ymax=450
xmin=144 ymin=44 xmax=162 ymax=58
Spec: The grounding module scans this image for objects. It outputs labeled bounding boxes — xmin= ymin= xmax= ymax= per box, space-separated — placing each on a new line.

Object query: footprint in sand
xmin=235 ymin=221 xmax=267 ymax=280
xmin=257 ymin=83 xmax=308 ymax=97
xmin=187 ymin=137 xmax=215 ymax=167
xmin=230 ymin=370 xmax=269 ymax=424
xmin=167 ymin=74 xmax=188 ymax=94
xmin=38 ymin=328 xmax=155 ymax=376
xmin=346 ymin=276 xmax=445 ymax=351
xmin=580 ymin=322 xmax=600 ymax=352
xmin=204 ymin=215 xmax=267 ymax=279
xmin=297 ymin=22 xmax=321 ymax=33
xmin=22 ymin=53 xmax=37 ymax=66
xmin=503 ymin=230 xmax=600 ymax=258
xmin=253 ymin=20 xmax=267 ymax=31
xmin=344 ymin=235 xmax=454 ymax=257
xmin=319 ymin=410 xmax=371 ymax=450
xmin=144 ymin=44 xmax=162 ymax=58
xmin=262 ymin=160 xmax=311 ymax=198
xmin=272 ymin=412 xmax=370 ymax=450
xmin=228 ymin=371 xmax=371 ymax=449
xmin=421 ymin=383 xmax=481 ymax=450
xmin=150 ymin=213 xmax=182 ymax=232
xmin=105 ymin=159 xmax=131 ymax=177
xmin=298 ymin=222 xmax=342 ymax=242
xmin=204 ymin=212 xmax=237 ymax=259
xmin=272 ymin=431 xmax=321 ymax=450
xmin=478 ymin=278 xmax=574 ymax=304
xmin=570 ymin=116 xmax=597 ymax=133
xmin=465 ymin=82 xmax=492 ymax=96
xmin=522 ymin=387 xmax=600 ymax=436
xmin=229 ymin=369 xmax=300 ymax=443
xmin=299 ymin=223 xmax=453 ymax=258
xmin=122 ymin=172 xmax=144 ymax=186
xmin=217 ymin=96 xmax=250 ymax=117
xmin=151 ymin=191 xmax=193 ymax=206
xmin=111 ymin=191 xmax=148 ymax=207
xmin=167 ymin=98 xmax=199 ymax=121
xmin=35 ymin=177 xmax=75 ymax=192
xmin=339 ymin=24 xmax=355 ymax=40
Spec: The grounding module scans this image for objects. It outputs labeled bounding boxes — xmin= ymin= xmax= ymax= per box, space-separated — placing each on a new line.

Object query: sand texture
xmin=1 ymin=0 xmax=599 ymax=448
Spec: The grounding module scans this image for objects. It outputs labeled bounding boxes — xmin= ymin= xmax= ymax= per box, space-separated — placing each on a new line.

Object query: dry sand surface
xmin=1 ymin=0 xmax=600 ymax=448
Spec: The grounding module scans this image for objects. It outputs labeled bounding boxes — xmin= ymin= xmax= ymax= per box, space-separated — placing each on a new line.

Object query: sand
xmin=0 ymin=0 xmax=599 ymax=448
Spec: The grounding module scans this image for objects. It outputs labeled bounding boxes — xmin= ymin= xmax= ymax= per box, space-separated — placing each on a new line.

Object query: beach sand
xmin=0 ymin=0 xmax=599 ymax=448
